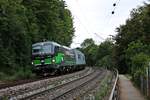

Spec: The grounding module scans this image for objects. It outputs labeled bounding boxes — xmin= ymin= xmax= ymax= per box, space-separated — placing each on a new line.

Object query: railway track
xmin=52 ymin=69 xmax=106 ymax=100
xmin=0 ymin=68 xmax=87 ymax=89
xmin=0 ymin=67 xmax=92 ymax=99
xmin=22 ymin=68 xmax=106 ymax=100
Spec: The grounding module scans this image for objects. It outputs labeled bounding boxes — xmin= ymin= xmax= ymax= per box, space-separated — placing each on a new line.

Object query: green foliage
xmin=96 ymin=39 xmax=114 ymax=68
xmin=81 ymin=38 xmax=114 ymax=68
xmin=113 ymin=3 xmax=150 ymax=96
xmin=0 ymin=0 xmax=74 ymax=80
xmin=124 ymin=41 xmax=149 ymax=73
xmin=97 ymin=55 xmax=113 ymax=69
xmin=131 ymin=53 xmax=150 ymax=78
xmin=0 ymin=67 xmax=35 ymax=81
xmin=81 ymin=38 xmax=98 ymax=66
xmin=95 ymin=73 xmax=112 ymax=100
xmin=81 ymin=38 xmax=95 ymax=49
xmin=125 ymin=41 xmax=148 ymax=58
xmin=22 ymin=0 xmax=74 ymax=46
xmin=114 ymin=3 xmax=150 ymax=73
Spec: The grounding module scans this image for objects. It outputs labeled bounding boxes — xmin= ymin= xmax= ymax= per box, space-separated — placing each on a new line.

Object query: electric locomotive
xmin=32 ymin=41 xmax=86 ymax=75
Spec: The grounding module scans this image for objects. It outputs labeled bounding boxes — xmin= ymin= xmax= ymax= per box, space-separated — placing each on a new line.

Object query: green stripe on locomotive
xmin=32 ymin=52 xmax=76 ymax=66
xmin=54 ymin=52 xmax=76 ymax=66
xmin=33 ymin=59 xmax=41 ymax=65
xmin=55 ymin=53 xmax=64 ymax=64
xmin=33 ymin=53 xmax=65 ymax=65
xmin=32 ymin=47 xmax=76 ymax=66
xmin=44 ymin=58 xmax=51 ymax=64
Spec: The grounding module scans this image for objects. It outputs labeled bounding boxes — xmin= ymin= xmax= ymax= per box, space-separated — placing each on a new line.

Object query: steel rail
xmin=52 ymin=70 xmax=103 ymax=100
xmin=21 ymin=68 xmax=95 ymax=100
xmin=0 ymin=67 xmax=91 ymax=98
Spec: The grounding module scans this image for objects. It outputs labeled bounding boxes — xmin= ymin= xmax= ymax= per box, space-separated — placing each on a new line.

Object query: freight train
xmin=32 ymin=41 xmax=86 ymax=75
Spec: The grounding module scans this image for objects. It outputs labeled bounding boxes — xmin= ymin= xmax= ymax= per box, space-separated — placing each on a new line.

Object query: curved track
xmin=23 ymin=68 xmax=106 ymax=100
xmin=0 ymin=67 xmax=92 ymax=99
xmin=0 ymin=68 xmax=86 ymax=89
xmin=0 ymin=67 xmax=111 ymax=100
xmin=52 ymin=69 xmax=105 ymax=100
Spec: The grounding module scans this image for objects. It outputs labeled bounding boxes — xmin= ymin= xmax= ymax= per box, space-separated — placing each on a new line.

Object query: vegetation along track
xmin=0 ymin=67 xmax=92 ymax=99
xmin=22 ymin=68 xmax=106 ymax=100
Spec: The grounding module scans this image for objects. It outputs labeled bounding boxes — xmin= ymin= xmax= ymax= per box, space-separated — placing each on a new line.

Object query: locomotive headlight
xmin=31 ymin=62 xmax=34 ymax=65
xmin=52 ymin=59 xmax=55 ymax=62
xmin=41 ymin=60 xmax=44 ymax=63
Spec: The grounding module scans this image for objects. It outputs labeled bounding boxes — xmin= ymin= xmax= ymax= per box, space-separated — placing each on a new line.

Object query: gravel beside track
xmin=23 ymin=68 xmax=106 ymax=100
xmin=79 ymin=70 xmax=113 ymax=100
xmin=53 ymin=69 xmax=106 ymax=100
xmin=0 ymin=67 xmax=92 ymax=99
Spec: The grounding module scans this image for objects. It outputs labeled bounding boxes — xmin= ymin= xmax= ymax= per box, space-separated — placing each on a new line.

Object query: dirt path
xmin=119 ymin=75 xmax=146 ymax=100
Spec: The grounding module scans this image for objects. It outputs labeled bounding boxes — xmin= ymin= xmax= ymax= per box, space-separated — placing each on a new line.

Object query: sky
xmin=64 ymin=0 xmax=147 ymax=48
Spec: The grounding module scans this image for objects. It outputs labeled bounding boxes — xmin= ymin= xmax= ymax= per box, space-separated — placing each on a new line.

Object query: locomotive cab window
xmin=54 ymin=46 xmax=60 ymax=53
xmin=32 ymin=45 xmax=42 ymax=53
xmin=43 ymin=44 xmax=52 ymax=54
xmin=78 ymin=54 xmax=81 ymax=59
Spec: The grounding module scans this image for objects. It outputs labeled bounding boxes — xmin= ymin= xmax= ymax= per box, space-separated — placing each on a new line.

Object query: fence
xmin=109 ymin=69 xmax=119 ymax=100
xmin=139 ymin=63 xmax=150 ymax=98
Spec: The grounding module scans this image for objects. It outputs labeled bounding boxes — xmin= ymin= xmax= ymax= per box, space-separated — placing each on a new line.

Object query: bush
xmin=0 ymin=66 xmax=35 ymax=81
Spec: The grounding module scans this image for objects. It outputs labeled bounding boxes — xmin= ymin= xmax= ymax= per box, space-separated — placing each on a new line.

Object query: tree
xmin=80 ymin=38 xmax=114 ymax=68
xmin=0 ymin=0 xmax=31 ymax=74
xmin=114 ymin=3 xmax=150 ymax=73
xmin=81 ymin=38 xmax=95 ymax=49
xmin=22 ymin=0 xmax=74 ymax=46
xmin=0 ymin=0 xmax=75 ymax=79
xmin=80 ymin=38 xmax=98 ymax=66
xmin=96 ymin=39 xmax=114 ymax=60
xmin=96 ymin=39 xmax=114 ymax=68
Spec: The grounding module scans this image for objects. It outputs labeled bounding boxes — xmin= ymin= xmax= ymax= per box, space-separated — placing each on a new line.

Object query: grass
xmin=95 ymin=73 xmax=112 ymax=100
xmin=0 ymin=67 xmax=36 ymax=81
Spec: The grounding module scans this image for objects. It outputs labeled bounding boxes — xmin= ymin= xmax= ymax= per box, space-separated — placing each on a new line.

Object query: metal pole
xmin=146 ymin=67 xmax=148 ymax=96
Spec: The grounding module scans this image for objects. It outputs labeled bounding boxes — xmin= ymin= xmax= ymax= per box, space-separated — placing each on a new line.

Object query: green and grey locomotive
xmin=32 ymin=41 xmax=86 ymax=75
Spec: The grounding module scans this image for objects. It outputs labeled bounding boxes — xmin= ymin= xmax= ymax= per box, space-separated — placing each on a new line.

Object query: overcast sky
xmin=64 ymin=0 xmax=147 ymax=48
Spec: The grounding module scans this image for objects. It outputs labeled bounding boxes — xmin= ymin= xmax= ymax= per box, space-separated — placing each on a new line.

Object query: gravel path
xmin=119 ymin=75 xmax=146 ymax=100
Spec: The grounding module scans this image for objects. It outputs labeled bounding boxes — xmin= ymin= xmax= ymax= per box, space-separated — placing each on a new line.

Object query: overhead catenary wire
xmin=68 ymin=0 xmax=122 ymax=45
xmin=66 ymin=2 xmax=93 ymax=35
xmin=110 ymin=0 xmax=121 ymax=18
xmin=105 ymin=0 xmax=121 ymax=27
xmin=112 ymin=0 xmax=121 ymax=14
xmin=75 ymin=0 xmax=105 ymax=41
xmin=75 ymin=0 xmax=122 ymax=42
xmin=65 ymin=3 xmax=92 ymax=46
xmin=74 ymin=15 xmax=92 ymax=37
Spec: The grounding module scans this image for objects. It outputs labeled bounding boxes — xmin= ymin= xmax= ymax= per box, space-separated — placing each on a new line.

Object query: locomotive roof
xmin=32 ymin=41 xmax=61 ymax=47
xmin=72 ymin=48 xmax=84 ymax=55
xmin=61 ymin=45 xmax=71 ymax=50
xmin=32 ymin=41 xmax=72 ymax=50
